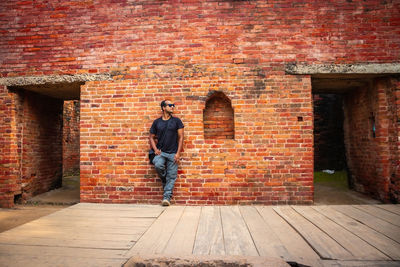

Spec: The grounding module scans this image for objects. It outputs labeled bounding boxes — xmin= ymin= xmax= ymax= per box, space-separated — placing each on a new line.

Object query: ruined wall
xmin=0 ymin=88 xmax=63 ymax=206
xmin=388 ymin=78 xmax=400 ymax=203
xmin=344 ymin=77 xmax=400 ymax=203
xmin=18 ymin=90 xmax=64 ymax=199
xmin=63 ymin=100 xmax=80 ymax=177
xmin=0 ymin=86 xmax=19 ymax=208
xmin=1 ymin=0 xmax=399 ymax=76
xmin=80 ymin=74 xmax=313 ymax=204
xmin=0 ymin=0 xmax=399 ymax=205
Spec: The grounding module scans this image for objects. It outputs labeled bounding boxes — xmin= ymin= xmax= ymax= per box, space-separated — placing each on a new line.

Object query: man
xmin=149 ymin=100 xmax=184 ymax=206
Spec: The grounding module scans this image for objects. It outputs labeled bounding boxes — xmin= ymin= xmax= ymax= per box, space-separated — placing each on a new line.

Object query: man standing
xmin=149 ymin=100 xmax=184 ymax=206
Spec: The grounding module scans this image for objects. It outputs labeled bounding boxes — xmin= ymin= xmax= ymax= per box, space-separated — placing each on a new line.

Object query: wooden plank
xmin=163 ymin=206 xmax=201 ymax=255
xmin=24 ymin=217 xmax=153 ymax=228
xmin=256 ymin=206 xmax=322 ymax=267
xmin=355 ymin=205 xmax=400 ymax=226
xmin=47 ymin=208 xmax=164 ymax=218
xmin=2 ymin=221 xmax=152 ymax=235
xmin=70 ymin=202 xmax=164 ymax=210
xmin=0 ymin=253 xmax=127 ymax=267
xmin=220 ymin=206 xmax=258 ymax=256
xmin=125 ymin=205 xmax=185 ymax=256
xmin=333 ymin=205 xmax=400 ymax=243
xmin=293 ymin=206 xmax=389 ymax=260
xmin=239 ymin=206 xmax=289 ymax=258
xmin=321 ymin=260 xmax=400 ymax=266
xmin=193 ymin=206 xmax=225 ymax=255
xmin=0 ymin=230 xmax=140 ymax=243
xmin=315 ymin=206 xmax=400 ymax=260
xmin=273 ymin=206 xmax=353 ymax=260
xmin=67 ymin=203 xmax=165 ymax=217
xmin=3 ymin=221 xmax=151 ymax=234
xmin=0 ymin=234 xmax=134 ymax=249
xmin=0 ymin=244 xmax=127 ymax=258
xmin=376 ymin=204 xmax=400 ymax=216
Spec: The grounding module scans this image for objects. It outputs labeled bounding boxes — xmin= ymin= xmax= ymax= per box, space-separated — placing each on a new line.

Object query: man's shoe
xmin=162 ymin=199 xmax=170 ymax=206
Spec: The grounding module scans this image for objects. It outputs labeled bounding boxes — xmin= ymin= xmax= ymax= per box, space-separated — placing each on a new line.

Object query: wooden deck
xmin=0 ymin=203 xmax=399 ymax=266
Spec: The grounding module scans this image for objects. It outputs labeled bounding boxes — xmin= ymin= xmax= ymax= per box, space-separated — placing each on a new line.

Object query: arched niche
xmin=203 ymin=91 xmax=234 ymax=140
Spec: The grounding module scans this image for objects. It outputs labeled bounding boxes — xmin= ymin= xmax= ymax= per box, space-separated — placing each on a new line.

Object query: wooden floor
xmin=0 ymin=203 xmax=399 ymax=267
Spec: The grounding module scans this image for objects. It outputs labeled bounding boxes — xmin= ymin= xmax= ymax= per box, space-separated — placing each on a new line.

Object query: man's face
xmin=163 ymin=100 xmax=175 ymax=114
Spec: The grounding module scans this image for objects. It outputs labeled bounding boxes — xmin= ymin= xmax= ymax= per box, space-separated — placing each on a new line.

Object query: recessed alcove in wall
xmin=7 ymin=82 xmax=82 ymax=204
xmin=203 ymin=91 xmax=234 ymax=140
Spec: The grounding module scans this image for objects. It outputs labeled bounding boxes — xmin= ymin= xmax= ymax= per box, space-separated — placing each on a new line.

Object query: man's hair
xmin=160 ymin=100 xmax=170 ymax=110
xmin=160 ymin=100 xmax=166 ymax=110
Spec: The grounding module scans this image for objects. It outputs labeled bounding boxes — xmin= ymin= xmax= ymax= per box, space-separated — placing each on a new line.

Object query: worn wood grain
xmin=0 ymin=244 xmax=127 ymax=258
xmin=125 ymin=205 xmax=184 ymax=256
xmin=67 ymin=203 xmax=165 ymax=217
xmin=163 ymin=206 xmax=201 ymax=255
xmin=273 ymin=206 xmax=352 ymax=260
xmin=193 ymin=206 xmax=225 ymax=255
xmin=0 ymin=253 xmax=127 ymax=267
xmin=1 ymin=204 xmax=400 ymax=267
xmin=256 ymin=206 xmax=322 ymax=267
xmin=314 ymin=206 xmax=400 ymax=260
xmin=333 ymin=205 xmax=400 ymax=243
xmin=239 ymin=206 xmax=288 ymax=258
xmin=293 ymin=206 xmax=388 ymax=260
xmin=376 ymin=205 xmax=400 ymax=216
xmin=0 ymin=231 xmax=138 ymax=243
xmin=220 ymin=206 xmax=258 ymax=256
xmin=354 ymin=205 xmax=400 ymax=227
xmin=320 ymin=260 xmax=400 ymax=267
xmin=49 ymin=209 xmax=164 ymax=219
xmin=0 ymin=234 xmax=134 ymax=249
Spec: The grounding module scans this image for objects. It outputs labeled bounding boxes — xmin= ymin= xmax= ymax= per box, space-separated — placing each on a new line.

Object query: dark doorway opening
xmin=312 ymin=75 xmax=382 ymax=205
xmin=8 ymin=82 xmax=81 ymax=205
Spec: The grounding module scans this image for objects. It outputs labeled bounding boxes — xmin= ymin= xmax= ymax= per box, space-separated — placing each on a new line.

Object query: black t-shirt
xmin=150 ymin=116 xmax=184 ymax=154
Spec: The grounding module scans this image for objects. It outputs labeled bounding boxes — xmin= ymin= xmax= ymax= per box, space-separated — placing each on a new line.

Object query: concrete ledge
xmin=0 ymin=73 xmax=112 ymax=86
xmin=123 ymin=255 xmax=290 ymax=267
xmin=285 ymin=63 xmax=400 ymax=75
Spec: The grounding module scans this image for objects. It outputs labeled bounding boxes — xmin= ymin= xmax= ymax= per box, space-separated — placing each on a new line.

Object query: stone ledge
xmin=0 ymin=73 xmax=113 ymax=86
xmin=285 ymin=63 xmax=400 ymax=75
xmin=123 ymin=255 xmax=290 ymax=267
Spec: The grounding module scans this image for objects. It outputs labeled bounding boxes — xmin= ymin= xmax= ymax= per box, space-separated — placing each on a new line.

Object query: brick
xmin=1 ymin=0 xmax=399 ymax=207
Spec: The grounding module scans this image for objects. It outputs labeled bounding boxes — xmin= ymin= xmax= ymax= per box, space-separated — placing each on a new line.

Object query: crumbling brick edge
xmin=123 ymin=255 xmax=291 ymax=267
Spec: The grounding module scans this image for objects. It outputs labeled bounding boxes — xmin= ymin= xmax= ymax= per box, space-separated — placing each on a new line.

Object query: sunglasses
xmin=166 ymin=104 xmax=175 ymax=107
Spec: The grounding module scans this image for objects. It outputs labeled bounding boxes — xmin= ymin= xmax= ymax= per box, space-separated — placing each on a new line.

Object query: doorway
xmin=312 ymin=75 xmax=383 ymax=205
xmin=9 ymin=82 xmax=81 ymax=205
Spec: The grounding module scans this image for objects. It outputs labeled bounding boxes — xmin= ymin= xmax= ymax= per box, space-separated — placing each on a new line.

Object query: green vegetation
xmin=314 ymin=170 xmax=348 ymax=189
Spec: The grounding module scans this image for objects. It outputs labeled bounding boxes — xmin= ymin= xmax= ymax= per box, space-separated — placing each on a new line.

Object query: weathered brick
xmin=1 ymin=0 xmax=399 ymax=207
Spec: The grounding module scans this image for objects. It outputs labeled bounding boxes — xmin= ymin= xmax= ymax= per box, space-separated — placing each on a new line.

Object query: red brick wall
xmin=204 ymin=91 xmax=234 ymax=140
xmin=0 ymin=86 xmax=19 ymax=208
xmin=0 ymin=0 xmax=399 ymax=77
xmin=0 ymin=88 xmax=64 ymax=207
xmin=63 ymin=100 xmax=80 ymax=176
xmin=80 ymin=74 xmax=313 ymax=204
xmin=388 ymin=78 xmax=400 ymax=203
xmin=344 ymin=77 xmax=400 ymax=203
xmin=0 ymin=0 xmax=399 ymax=206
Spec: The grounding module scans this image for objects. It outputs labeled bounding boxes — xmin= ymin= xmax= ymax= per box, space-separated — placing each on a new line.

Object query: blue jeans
xmin=152 ymin=152 xmax=178 ymax=201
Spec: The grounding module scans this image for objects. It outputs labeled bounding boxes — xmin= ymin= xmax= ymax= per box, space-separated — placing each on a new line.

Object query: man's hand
xmin=155 ymin=149 xmax=161 ymax=155
xmin=174 ymin=153 xmax=181 ymax=163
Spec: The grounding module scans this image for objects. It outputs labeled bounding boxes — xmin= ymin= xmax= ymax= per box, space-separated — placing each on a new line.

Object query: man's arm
xmin=174 ymin=128 xmax=184 ymax=163
xmin=149 ymin=133 xmax=161 ymax=155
